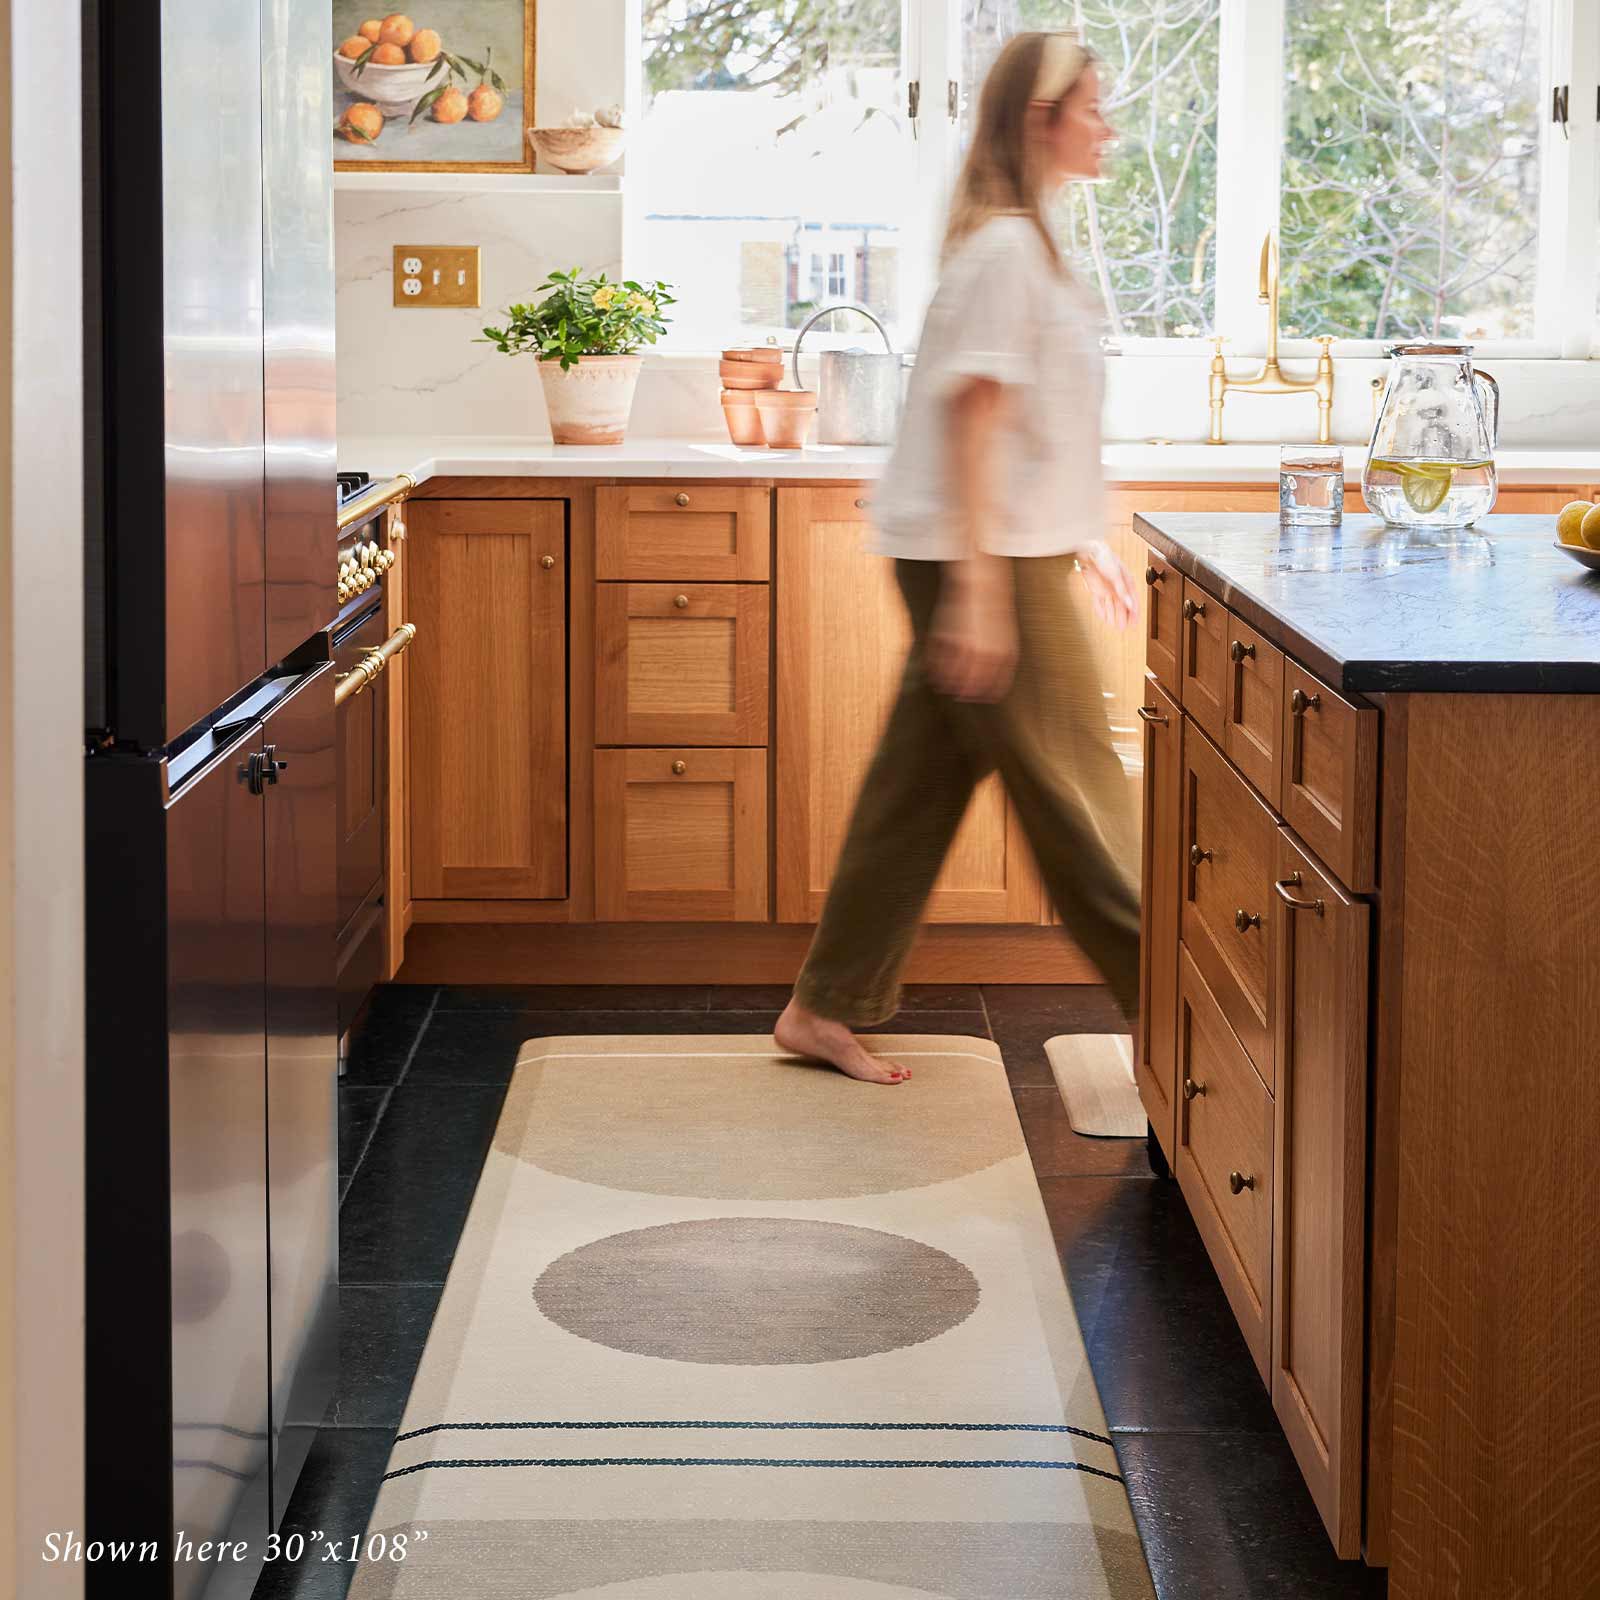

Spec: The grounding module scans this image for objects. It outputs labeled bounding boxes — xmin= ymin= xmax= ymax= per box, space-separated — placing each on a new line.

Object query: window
xmin=636 ymin=0 xmax=1599 ymax=356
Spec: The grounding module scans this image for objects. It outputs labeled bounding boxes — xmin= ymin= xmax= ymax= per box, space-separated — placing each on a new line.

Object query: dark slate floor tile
xmin=338 ymin=1088 xmax=390 ymax=1198
xmin=341 ymin=985 xmax=437 ymax=1087
xmin=326 ymin=1285 xmax=443 ymax=1429
xmin=251 ymin=1427 xmax=396 ymax=1600
xmin=1012 ymin=1086 xmax=1150 ymax=1178
xmin=1040 ymin=1176 xmax=1279 ymax=1434
xmin=434 ymin=984 xmax=709 ymax=1012
xmin=1118 ymin=1431 xmax=1382 ymax=1600
xmin=339 ymin=1085 xmax=506 ymax=1284
xmin=984 ymin=984 xmax=1129 ymax=1086
xmin=706 ymin=983 xmax=985 ymax=1012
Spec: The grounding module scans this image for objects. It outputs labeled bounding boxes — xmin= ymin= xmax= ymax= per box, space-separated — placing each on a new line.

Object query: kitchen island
xmin=1132 ymin=510 xmax=1599 ymax=1598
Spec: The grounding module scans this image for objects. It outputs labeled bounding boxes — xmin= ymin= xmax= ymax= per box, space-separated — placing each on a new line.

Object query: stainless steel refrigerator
xmin=84 ymin=0 xmax=341 ymax=1593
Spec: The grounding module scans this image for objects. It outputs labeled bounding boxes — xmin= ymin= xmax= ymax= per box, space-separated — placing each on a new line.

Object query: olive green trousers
xmin=793 ymin=555 xmax=1141 ymax=1028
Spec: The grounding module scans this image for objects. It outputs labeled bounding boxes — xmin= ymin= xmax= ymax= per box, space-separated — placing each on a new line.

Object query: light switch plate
xmin=393 ymin=245 xmax=481 ymax=308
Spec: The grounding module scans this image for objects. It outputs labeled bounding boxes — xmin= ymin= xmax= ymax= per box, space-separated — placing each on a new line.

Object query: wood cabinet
xmin=774 ymin=486 xmax=1043 ymax=925
xmin=1281 ymin=660 xmax=1378 ymax=892
xmin=1135 ymin=674 xmax=1182 ymax=1166
xmin=594 ymin=747 xmax=768 ymax=921
xmin=597 ymin=484 xmax=771 ymax=581
xmin=596 ymin=581 xmax=769 ymax=747
xmin=1143 ymin=550 xmax=1182 ymax=700
xmin=408 ymin=499 xmax=568 ymax=900
xmin=1271 ymin=828 xmax=1368 ymax=1560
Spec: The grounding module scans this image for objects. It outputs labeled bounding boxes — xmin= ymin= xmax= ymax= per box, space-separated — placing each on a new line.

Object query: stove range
xmin=337 ymin=470 xmax=372 ymax=507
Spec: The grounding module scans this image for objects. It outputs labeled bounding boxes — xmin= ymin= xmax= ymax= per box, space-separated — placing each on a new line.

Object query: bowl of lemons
xmin=1554 ymin=500 xmax=1600 ymax=572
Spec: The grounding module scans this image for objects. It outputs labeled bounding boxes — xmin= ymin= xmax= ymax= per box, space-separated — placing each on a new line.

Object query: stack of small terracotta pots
xmin=719 ymin=348 xmax=817 ymax=449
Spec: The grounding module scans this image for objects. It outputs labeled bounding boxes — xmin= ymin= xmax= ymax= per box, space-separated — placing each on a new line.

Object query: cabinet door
xmin=1221 ymin=613 xmax=1284 ymax=803
xmin=1271 ymin=829 xmax=1368 ymax=1559
xmin=1180 ymin=577 xmax=1228 ymax=743
xmin=775 ymin=487 xmax=1042 ymax=924
xmin=409 ymin=500 xmax=567 ymax=900
xmin=1136 ymin=676 xmax=1183 ymax=1165
xmin=1281 ymin=661 xmax=1378 ymax=893
xmin=596 ymin=582 xmax=769 ymax=746
xmin=1143 ymin=549 xmax=1182 ymax=700
xmin=596 ymin=485 xmax=771 ymax=580
xmin=594 ymin=748 xmax=768 ymax=921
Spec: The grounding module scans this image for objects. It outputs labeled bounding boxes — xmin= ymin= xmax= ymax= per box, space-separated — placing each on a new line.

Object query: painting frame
xmin=333 ymin=1 xmax=537 ymax=174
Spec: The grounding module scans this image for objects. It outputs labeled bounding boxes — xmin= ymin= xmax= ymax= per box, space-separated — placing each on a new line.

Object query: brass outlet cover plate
xmin=394 ymin=246 xmax=481 ymax=308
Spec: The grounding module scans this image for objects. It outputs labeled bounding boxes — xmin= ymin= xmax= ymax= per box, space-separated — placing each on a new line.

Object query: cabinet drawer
xmin=1180 ymin=578 xmax=1229 ymax=742
xmin=1177 ymin=945 xmax=1274 ymax=1384
xmin=596 ymin=486 xmax=771 ymax=581
xmin=596 ymin=583 xmax=769 ymax=747
xmin=1144 ymin=550 xmax=1182 ymax=698
xmin=1280 ymin=662 xmax=1378 ymax=892
xmin=1136 ymin=674 xmax=1183 ymax=1167
xmin=1221 ymin=614 xmax=1284 ymax=803
xmin=594 ymin=748 xmax=768 ymax=921
xmin=1181 ymin=723 xmax=1276 ymax=1087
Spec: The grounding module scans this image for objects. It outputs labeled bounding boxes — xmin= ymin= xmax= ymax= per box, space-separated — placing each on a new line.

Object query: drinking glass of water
xmin=1280 ymin=445 xmax=1344 ymax=525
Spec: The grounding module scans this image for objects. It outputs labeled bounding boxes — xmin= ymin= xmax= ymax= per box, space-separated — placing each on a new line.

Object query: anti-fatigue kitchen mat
xmin=348 ymin=1035 xmax=1156 ymax=1599
xmin=1045 ymin=1034 xmax=1146 ymax=1138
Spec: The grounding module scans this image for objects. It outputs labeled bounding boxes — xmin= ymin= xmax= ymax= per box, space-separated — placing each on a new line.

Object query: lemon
xmin=1581 ymin=504 xmax=1600 ymax=550
xmin=1399 ymin=463 xmax=1453 ymax=516
xmin=1556 ymin=501 xmax=1591 ymax=545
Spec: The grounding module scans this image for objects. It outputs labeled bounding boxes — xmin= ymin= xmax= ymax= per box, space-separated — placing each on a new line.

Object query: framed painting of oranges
xmin=333 ymin=3 xmax=536 ymax=171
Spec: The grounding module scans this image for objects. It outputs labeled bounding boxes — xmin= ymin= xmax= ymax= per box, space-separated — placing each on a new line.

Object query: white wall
xmin=2 ymin=0 xmax=86 ymax=1594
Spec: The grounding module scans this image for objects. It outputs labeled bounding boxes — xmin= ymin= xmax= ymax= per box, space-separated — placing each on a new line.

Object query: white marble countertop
xmin=340 ymin=434 xmax=1600 ymax=489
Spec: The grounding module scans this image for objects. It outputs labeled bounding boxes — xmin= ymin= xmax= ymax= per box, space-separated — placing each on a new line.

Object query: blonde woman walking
xmin=775 ymin=32 xmax=1141 ymax=1085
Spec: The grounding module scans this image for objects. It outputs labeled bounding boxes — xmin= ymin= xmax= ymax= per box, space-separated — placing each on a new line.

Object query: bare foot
xmin=774 ymin=999 xmax=911 ymax=1085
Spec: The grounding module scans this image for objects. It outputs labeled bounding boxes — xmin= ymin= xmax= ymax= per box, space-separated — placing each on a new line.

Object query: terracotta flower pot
xmin=536 ymin=354 xmax=642 ymax=445
xmin=753 ymin=389 xmax=817 ymax=450
xmin=721 ymin=389 xmax=765 ymax=446
xmin=718 ymin=359 xmax=781 ymax=390
xmin=721 ymin=347 xmax=784 ymax=366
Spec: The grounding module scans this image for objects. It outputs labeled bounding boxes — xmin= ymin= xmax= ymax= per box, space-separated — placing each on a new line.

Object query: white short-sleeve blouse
xmin=869 ymin=213 xmax=1106 ymax=561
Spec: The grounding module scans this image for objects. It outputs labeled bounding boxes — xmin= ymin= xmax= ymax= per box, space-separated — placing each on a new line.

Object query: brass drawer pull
xmin=1274 ymin=872 xmax=1325 ymax=915
xmin=541 ymin=554 xmax=556 ymax=569
xmin=855 ymin=497 xmax=868 ymax=510
xmin=671 ymin=760 xmax=687 ymax=775
xmin=1228 ymin=1170 xmax=1256 ymax=1195
xmin=1183 ymin=598 xmax=1205 ymax=620
xmin=1183 ymin=1077 xmax=1206 ymax=1101
xmin=1189 ymin=844 xmax=1212 ymax=866
xmin=1234 ymin=908 xmax=1262 ymax=933
xmin=675 ymin=492 xmax=691 ymax=507
xmin=1136 ymin=704 xmax=1168 ymax=725
xmin=1230 ymin=639 xmax=1256 ymax=663
xmin=673 ymin=593 xmax=689 ymax=609
xmin=1145 ymin=564 xmax=1163 ymax=586
xmin=1290 ymin=687 xmax=1321 ymax=716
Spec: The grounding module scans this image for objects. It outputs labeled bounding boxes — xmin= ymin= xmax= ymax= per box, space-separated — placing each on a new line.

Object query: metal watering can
xmin=791 ymin=302 xmax=903 ymax=446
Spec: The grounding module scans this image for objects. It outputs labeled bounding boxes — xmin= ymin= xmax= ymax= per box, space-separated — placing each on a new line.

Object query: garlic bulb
xmin=594 ymin=104 xmax=626 ymax=129
xmin=566 ymin=108 xmax=598 ymax=128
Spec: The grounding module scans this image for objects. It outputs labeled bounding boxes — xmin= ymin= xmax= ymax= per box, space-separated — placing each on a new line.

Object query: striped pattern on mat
xmin=350 ymin=1035 xmax=1155 ymax=1599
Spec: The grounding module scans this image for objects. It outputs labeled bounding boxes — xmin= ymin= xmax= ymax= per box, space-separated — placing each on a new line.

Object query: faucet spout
xmin=1258 ymin=231 xmax=1281 ymax=372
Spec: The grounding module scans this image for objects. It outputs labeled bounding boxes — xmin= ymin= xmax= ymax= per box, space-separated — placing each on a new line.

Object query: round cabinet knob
xmin=541 ymin=555 xmax=556 ymax=569
xmin=1234 ymin=908 xmax=1262 ymax=933
xmin=674 ymin=492 xmax=691 ymax=507
xmin=854 ymin=497 xmax=867 ymax=510
xmin=1182 ymin=598 xmax=1205 ymax=620
xmin=1290 ymin=687 xmax=1321 ymax=716
xmin=1228 ymin=1171 xmax=1256 ymax=1195
xmin=1189 ymin=844 xmax=1212 ymax=867
xmin=673 ymin=594 xmax=689 ymax=609
xmin=1230 ymin=639 xmax=1256 ymax=663
xmin=1145 ymin=565 xmax=1162 ymax=586
xmin=1183 ymin=1077 xmax=1206 ymax=1101
xmin=671 ymin=760 xmax=687 ymax=775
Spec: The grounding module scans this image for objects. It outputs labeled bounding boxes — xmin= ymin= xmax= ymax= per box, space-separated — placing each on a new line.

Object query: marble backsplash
xmin=336 ymin=191 xmax=1600 ymax=448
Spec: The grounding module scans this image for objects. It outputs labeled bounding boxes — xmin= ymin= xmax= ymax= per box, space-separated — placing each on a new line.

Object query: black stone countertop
xmin=1133 ymin=512 xmax=1600 ymax=694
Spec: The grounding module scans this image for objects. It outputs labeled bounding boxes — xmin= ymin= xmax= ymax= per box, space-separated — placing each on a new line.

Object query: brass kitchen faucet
xmin=1206 ymin=231 xmax=1335 ymax=444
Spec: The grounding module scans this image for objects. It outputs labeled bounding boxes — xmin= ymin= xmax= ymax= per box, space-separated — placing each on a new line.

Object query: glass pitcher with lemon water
xmin=1364 ymin=344 xmax=1499 ymax=527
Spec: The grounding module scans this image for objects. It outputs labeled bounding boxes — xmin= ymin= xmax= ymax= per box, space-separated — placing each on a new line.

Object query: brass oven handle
xmin=1274 ymin=872 xmax=1325 ymax=915
xmin=337 ymin=472 xmax=415 ymax=533
xmin=1136 ymin=704 xmax=1168 ymax=725
xmin=334 ymin=623 xmax=417 ymax=708
xmin=1290 ymin=687 xmax=1321 ymax=716
xmin=1234 ymin=908 xmax=1262 ymax=933
xmin=1230 ymin=639 xmax=1256 ymax=663
xmin=1228 ymin=1171 xmax=1256 ymax=1195
xmin=1182 ymin=598 xmax=1205 ymax=620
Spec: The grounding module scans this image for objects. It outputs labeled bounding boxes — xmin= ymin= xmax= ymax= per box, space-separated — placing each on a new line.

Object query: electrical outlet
xmin=392 ymin=246 xmax=481 ymax=308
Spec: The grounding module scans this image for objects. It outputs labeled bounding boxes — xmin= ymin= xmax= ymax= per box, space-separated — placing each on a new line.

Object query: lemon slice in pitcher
xmin=1371 ymin=458 xmax=1455 ymax=516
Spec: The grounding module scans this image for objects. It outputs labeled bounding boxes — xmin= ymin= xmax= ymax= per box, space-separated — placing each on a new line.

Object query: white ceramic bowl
xmin=334 ymin=50 xmax=444 ymax=119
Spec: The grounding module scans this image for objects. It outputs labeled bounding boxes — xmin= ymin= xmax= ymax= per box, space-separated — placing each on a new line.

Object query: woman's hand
xmin=927 ymin=555 xmax=1019 ymax=703
xmin=1075 ymin=540 xmax=1138 ymax=628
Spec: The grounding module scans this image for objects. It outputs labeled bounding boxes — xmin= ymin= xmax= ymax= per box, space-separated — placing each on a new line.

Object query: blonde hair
xmin=941 ymin=32 xmax=1095 ymax=271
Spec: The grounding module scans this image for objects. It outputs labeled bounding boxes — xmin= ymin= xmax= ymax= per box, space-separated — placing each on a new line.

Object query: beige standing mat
xmin=1045 ymin=1034 xmax=1146 ymax=1138
xmin=348 ymin=1034 xmax=1156 ymax=1598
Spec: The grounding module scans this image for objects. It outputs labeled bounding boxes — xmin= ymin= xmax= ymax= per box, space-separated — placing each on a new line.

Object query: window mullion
xmin=1214 ymin=0 xmax=1285 ymax=354
xmin=1542 ymin=0 xmax=1599 ymax=356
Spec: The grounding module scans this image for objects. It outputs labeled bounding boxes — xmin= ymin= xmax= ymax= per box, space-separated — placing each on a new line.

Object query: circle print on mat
xmin=532 ymin=1217 xmax=981 ymax=1364
xmin=498 ymin=1046 xmax=1018 ymax=1200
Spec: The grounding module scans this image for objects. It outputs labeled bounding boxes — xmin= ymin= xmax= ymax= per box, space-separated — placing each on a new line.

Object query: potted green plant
xmin=481 ymin=269 xmax=675 ymax=444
